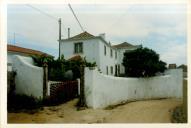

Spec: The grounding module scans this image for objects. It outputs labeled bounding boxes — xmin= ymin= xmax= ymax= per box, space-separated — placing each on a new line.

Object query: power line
xmin=26 ymin=4 xmax=84 ymax=34
xmin=25 ymin=4 xmax=69 ymax=38
xmin=25 ymin=4 xmax=58 ymax=21
xmin=68 ymin=4 xmax=85 ymax=32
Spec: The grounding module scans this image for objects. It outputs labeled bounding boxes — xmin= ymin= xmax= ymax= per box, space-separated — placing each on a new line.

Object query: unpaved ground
xmin=8 ymin=98 xmax=182 ymax=123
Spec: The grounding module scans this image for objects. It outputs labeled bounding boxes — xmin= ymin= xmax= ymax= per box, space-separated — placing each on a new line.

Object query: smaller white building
xmin=7 ymin=44 xmax=52 ymax=71
xmin=112 ymin=42 xmax=142 ymax=74
xmin=60 ymin=32 xmax=141 ymax=76
xmin=7 ymin=44 xmax=52 ymax=97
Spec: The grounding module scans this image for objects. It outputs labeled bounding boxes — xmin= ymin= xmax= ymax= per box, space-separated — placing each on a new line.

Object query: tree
xmin=122 ymin=47 xmax=167 ymax=77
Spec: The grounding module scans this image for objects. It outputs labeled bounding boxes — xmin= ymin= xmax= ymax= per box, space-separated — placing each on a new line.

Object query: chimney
xmin=168 ymin=64 xmax=177 ymax=69
xmin=68 ymin=28 xmax=70 ymax=38
xmin=99 ymin=33 xmax=105 ymax=40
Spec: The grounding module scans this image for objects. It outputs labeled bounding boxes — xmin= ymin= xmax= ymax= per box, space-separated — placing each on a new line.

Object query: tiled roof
xmin=64 ymin=32 xmax=140 ymax=50
xmin=112 ymin=42 xmax=138 ymax=49
xmin=178 ymin=64 xmax=187 ymax=72
xmin=68 ymin=55 xmax=83 ymax=61
xmin=7 ymin=44 xmax=52 ymax=57
xmin=66 ymin=31 xmax=95 ymax=40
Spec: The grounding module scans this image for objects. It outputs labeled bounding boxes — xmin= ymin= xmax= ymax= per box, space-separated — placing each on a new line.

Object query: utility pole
xmin=13 ymin=32 xmax=15 ymax=45
xmin=58 ymin=18 xmax=61 ymax=59
xmin=68 ymin=28 xmax=70 ymax=39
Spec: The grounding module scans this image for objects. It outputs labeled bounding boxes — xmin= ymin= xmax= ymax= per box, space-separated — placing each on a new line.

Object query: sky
xmin=7 ymin=4 xmax=187 ymax=66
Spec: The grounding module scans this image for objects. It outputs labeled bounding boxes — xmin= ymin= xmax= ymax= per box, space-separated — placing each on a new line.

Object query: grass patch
xmin=171 ymin=105 xmax=187 ymax=123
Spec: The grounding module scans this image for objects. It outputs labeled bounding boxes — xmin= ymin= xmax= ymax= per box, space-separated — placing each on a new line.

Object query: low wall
xmin=183 ymin=79 xmax=187 ymax=121
xmin=12 ymin=55 xmax=43 ymax=99
xmin=85 ymin=67 xmax=183 ymax=109
xmin=47 ymin=81 xmax=61 ymax=96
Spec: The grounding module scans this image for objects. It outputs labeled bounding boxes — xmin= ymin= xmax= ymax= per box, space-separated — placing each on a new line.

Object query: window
xmin=106 ymin=66 xmax=108 ymax=75
xmin=110 ymin=66 xmax=113 ymax=74
xmin=115 ymin=65 xmax=117 ymax=76
xmin=110 ymin=49 xmax=113 ymax=57
xmin=104 ymin=45 xmax=106 ymax=55
xmin=115 ymin=51 xmax=117 ymax=59
xmin=74 ymin=42 xmax=83 ymax=53
xmin=118 ymin=65 xmax=120 ymax=74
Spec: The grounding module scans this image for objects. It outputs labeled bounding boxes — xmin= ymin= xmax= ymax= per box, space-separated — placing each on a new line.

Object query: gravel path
xmin=8 ymin=98 xmax=182 ymax=123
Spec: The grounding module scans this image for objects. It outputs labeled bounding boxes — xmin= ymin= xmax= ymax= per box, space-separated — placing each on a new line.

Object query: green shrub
xmin=122 ymin=47 xmax=167 ymax=77
xmin=43 ymin=97 xmax=61 ymax=106
xmin=32 ymin=55 xmax=96 ymax=81
xmin=32 ymin=55 xmax=54 ymax=67
xmin=172 ymin=105 xmax=187 ymax=123
xmin=43 ymin=93 xmax=74 ymax=106
xmin=8 ymin=93 xmax=42 ymax=112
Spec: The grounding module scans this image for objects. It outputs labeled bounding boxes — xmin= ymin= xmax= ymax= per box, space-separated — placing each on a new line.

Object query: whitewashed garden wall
xmin=85 ymin=67 xmax=183 ymax=109
xmin=12 ymin=55 xmax=44 ymax=99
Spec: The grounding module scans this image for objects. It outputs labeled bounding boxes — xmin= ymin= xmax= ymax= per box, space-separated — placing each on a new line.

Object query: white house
xmin=60 ymin=31 xmax=141 ymax=76
xmin=7 ymin=44 xmax=52 ymax=71
xmin=112 ymin=42 xmax=142 ymax=74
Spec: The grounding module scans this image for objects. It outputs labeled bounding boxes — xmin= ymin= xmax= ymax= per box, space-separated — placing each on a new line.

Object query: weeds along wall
xmin=85 ymin=67 xmax=183 ymax=109
xmin=12 ymin=55 xmax=43 ymax=99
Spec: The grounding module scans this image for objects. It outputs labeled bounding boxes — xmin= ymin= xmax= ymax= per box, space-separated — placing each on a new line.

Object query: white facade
xmin=60 ymin=37 xmax=120 ymax=76
xmin=85 ymin=67 xmax=183 ymax=109
xmin=60 ymin=33 xmax=139 ymax=76
xmin=117 ymin=47 xmax=140 ymax=74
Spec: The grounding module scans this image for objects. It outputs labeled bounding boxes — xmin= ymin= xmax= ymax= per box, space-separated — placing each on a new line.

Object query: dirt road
xmin=8 ymin=98 xmax=182 ymax=123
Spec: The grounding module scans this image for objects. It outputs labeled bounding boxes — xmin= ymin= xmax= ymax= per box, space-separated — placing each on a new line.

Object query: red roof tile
xmin=66 ymin=31 xmax=95 ymax=40
xmin=7 ymin=44 xmax=52 ymax=57
xmin=68 ymin=55 xmax=83 ymax=61
xmin=112 ymin=42 xmax=134 ymax=48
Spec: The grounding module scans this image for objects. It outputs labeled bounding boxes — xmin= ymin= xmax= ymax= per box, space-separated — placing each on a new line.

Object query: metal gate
xmin=48 ymin=80 xmax=78 ymax=103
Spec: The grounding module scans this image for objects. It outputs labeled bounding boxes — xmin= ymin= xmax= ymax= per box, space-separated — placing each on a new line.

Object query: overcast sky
xmin=7 ymin=4 xmax=187 ymax=65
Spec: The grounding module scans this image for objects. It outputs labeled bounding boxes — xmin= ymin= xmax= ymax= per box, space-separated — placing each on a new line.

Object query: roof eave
xmin=61 ymin=36 xmax=114 ymax=49
xmin=113 ymin=44 xmax=142 ymax=49
xmin=7 ymin=45 xmax=53 ymax=57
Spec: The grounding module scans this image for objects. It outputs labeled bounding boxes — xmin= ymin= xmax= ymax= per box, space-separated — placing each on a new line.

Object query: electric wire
xmin=25 ymin=4 xmax=58 ymax=21
xmin=25 ymin=4 xmax=69 ymax=38
xmin=68 ymin=4 xmax=85 ymax=32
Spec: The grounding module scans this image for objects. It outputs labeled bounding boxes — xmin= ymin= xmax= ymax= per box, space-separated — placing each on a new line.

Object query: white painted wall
xmin=85 ymin=67 xmax=183 ymax=109
xmin=60 ymin=38 xmax=99 ymax=63
xmin=98 ymin=40 xmax=119 ymax=75
xmin=12 ymin=55 xmax=43 ymax=99
xmin=114 ymin=48 xmax=125 ymax=74
xmin=60 ymin=38 xmax=119 ymax=76
xmin=99 ymin=40 xmax=116 ymax=75
xmin=7 ymin=51 xmax=31 ymax=71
